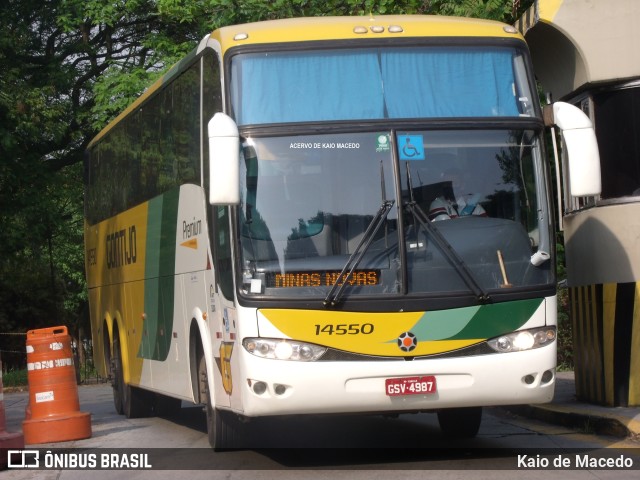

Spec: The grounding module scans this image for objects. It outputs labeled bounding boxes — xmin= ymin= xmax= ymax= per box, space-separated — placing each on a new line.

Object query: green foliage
xmin=556 ymin=286 xmax=574 ymax=371
xmin=434 ymin=0 xmax=509 ymax=21
xmin=2 ymin=362 xmax=100 ymax=387
xmin=555 ymin=231 xmax=573 ymax=371
xmin=155 ymin=1 xmax=534 ymax=33
xmin=91 ymin=68 xmax=163 ymax=130
xmin=2 ymin=368 xmax=28 ymax=388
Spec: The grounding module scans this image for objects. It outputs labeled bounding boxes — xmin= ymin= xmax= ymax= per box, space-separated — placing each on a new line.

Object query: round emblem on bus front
xmin=397 ymin=331 xmax=417 ymax=352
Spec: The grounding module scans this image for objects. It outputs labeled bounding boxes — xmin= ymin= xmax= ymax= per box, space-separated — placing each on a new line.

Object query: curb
xmin=2 ymin=386 xmax=28 ymax=394
xmin=503 ymin=404 xmax=640 ymax=439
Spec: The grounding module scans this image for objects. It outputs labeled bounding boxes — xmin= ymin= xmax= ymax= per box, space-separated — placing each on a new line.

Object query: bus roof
xmin=212 ymin=15 xmax=522 ymax=53
xmin=88 ymin=15 xmax=523 ymax=149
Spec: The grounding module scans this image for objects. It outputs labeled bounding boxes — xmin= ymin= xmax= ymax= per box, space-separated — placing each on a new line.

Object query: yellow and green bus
xmin=84 ymin=15 xmax=600 ymax=448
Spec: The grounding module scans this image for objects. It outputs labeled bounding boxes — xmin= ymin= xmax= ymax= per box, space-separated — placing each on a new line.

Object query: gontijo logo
xmin=397 ymin=331 xmax=418 ymax=352
xmin=106 ymin=225 xmax=137 ymax=268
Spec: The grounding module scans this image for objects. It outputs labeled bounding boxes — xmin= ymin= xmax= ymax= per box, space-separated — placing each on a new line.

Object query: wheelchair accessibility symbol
xmin=399 ymin=135 xmax=425 ymax=161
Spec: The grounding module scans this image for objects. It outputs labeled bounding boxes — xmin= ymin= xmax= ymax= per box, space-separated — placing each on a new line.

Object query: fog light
xmin=524 ymin=374 xmax=535 ymax=385
xmin=274 ymin=384 xmax=287 ymax=396
xmin=541 ymin=370 xmax=554 ymax=384
xmin=253 ymin=381 xmax=267 ymax=395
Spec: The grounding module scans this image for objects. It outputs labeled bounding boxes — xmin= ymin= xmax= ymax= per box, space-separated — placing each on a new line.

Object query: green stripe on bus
xmin=139 ymin=188 xmax=179 ymax=361
xmin=450 ymin=298 xmax=543 ymax=340
xmin=409 ymin=298 xmax=544 ymax=341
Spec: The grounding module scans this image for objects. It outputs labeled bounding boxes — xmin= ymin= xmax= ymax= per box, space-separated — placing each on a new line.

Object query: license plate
xmin=385 ymin=376 xmax=437 ymax=396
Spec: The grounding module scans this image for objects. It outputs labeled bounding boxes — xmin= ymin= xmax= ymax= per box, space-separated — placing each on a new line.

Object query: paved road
xmin=2 ymin=383 xmax=639 ymax=479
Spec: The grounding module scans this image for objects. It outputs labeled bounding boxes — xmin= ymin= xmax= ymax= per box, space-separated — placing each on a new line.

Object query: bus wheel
xmin=112 ymin=336 xmax=151 ymax=418
xmin=437 ymin=407 xmax=482 ymax=438
xmin=198 ymin=354 xmax=241 ymax=450
xmin=111 ymin=336 xmax=125 ymax=415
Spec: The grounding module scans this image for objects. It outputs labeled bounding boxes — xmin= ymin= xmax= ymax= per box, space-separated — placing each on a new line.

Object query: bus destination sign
xmin=267 ymin=270 xmax=380 ymax=288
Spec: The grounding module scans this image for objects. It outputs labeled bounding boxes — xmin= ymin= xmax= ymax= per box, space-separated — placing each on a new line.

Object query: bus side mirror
xmin=208 ymin=113 xmax=240 ymax=205
xmin=544 ymin=102 xmax=601 ymax=197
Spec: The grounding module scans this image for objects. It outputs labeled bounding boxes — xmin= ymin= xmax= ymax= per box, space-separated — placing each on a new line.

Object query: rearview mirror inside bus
xmin=208 ymin=112 xmax=240 ymax=205
xmin=544 ymin=102 xmax=601 ymax=197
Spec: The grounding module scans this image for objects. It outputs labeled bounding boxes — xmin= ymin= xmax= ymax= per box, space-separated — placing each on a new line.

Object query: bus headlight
xmin=243 ymin=338 xmax=327 ymax=361
xmin=487 ymin=326 xmax=556 ymax=353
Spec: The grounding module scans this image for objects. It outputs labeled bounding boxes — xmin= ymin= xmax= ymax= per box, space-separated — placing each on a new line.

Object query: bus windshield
xmin=230 ymin=45 xmax=535 ymax=125
xmin=238 ymin=129 xmax=552 ymax=300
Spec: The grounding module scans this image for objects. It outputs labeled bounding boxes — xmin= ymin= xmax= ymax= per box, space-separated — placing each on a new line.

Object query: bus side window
xmin=201 ymin=49 xmax=228 ymax=295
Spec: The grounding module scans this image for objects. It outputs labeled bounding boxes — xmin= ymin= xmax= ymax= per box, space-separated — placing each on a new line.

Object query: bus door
xmin=210 ymin=204 xmax=239 ymax=409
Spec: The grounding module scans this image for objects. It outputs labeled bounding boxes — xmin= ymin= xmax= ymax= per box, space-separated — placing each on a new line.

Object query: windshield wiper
xmin=323 ymin=200 xmax=394 ymax=307
xmin=404 ymin=163 xmax=490 ymax=303
xmin=404 ymin=201 xmax=489 ymax=302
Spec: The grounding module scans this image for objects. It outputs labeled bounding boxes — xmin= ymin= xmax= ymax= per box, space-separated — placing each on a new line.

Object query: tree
xmin=0 ymin=0 xmax=201 ymax=368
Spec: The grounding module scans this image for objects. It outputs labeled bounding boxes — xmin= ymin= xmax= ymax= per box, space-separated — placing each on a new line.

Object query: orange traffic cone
xmin=0 ymin=357 xmax=25 ymax=469
xmin=22 ymin=326 xmax=91 ymax=444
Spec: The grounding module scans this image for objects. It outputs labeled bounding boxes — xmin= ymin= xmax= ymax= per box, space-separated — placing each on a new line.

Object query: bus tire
xmin=113 ymin=335 xmax=151 ymax=418
xmin=198 ymin=353 xmax=241 ymax=450
xmin=111 ymin=335 xmax=125 ymax=415
xmin=437 ymin=407 xmax=482 ymax=438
